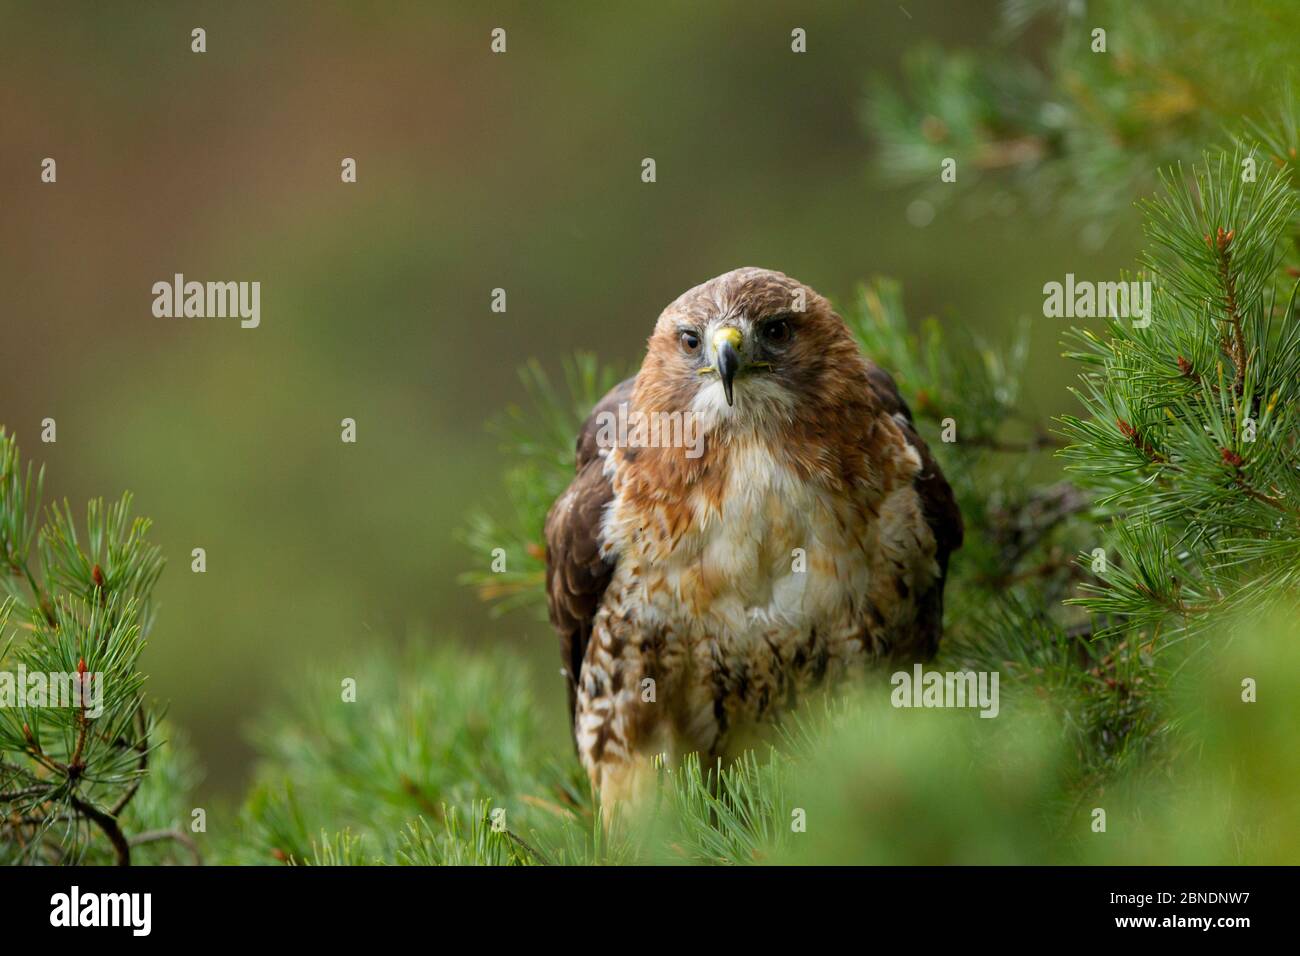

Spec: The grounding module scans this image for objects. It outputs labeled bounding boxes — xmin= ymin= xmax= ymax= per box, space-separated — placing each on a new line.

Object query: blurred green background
xmin=0 ymin=2 xmax=1137 ymax=800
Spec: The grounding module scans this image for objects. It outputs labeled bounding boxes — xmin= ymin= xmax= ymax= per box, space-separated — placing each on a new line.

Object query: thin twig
xmin=1210 ymin=227 xmax=1246 ymax=392
xmin=130 ymin=828 xmax=203 ymax=865
xmin=963 ymin=433 xmax=1065 ymax=453
xmin=1235 ymin=476 xmax=1300 ymax=517
xmin=503 ymin=827 xmax=551 ymax=866
xmin=109 ymin=705 xmax=150 ymax=817
xmin=69 ymin=795 xmax=130 ymax=866
xmin=0 ymin=786 xmax=49 ymax=802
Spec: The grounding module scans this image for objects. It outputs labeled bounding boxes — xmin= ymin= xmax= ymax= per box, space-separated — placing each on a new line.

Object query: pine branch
xmin=0 ymin=429 xmax=191 ymax=866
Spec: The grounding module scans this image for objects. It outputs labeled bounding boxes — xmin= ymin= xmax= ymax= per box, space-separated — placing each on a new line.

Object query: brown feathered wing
xmin=865 ymin=363 xmax=964 ymax=659
xmin=544 ymin=378 xmax=634 ymax=732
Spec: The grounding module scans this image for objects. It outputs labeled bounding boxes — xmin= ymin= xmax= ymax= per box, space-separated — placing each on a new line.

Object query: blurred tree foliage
xmin=866 ymin=0 xmax=1299 ymax=247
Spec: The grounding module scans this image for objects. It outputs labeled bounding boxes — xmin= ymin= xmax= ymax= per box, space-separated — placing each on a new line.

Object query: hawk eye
xmin=679 ymin=329 xmax=701 ymax=353
xmin=762 ymin=317 xmax=792 ymax=344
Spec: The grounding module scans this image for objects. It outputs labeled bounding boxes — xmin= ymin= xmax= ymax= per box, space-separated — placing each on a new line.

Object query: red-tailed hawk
xmin=545 ymin=267 xmax=962 ymax=809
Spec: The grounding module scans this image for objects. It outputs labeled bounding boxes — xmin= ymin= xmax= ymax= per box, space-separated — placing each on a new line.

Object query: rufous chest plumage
xmin=591 ymin=432 xmax=931 ymax=751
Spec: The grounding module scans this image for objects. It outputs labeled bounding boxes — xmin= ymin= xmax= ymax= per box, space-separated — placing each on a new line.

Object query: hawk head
xmin=634 ymin=267 xmax=869 ymax=438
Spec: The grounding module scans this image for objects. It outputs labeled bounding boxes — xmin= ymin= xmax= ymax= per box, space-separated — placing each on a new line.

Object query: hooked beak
xmin=713 ymin=327 xmax=742 ymax=406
